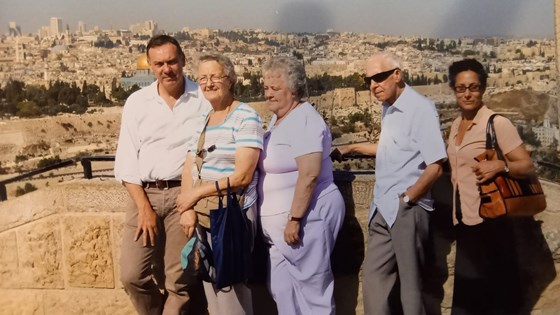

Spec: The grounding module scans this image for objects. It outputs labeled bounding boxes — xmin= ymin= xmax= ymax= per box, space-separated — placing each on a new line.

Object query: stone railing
xmin=1 ymin=173 xmax=559 ymax=314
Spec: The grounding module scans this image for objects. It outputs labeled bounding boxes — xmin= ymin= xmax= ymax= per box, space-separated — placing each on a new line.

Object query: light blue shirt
xmin=370 ymin=84 xmax=447 ymax=227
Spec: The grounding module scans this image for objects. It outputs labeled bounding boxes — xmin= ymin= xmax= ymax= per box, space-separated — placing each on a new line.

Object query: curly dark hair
xmin=448 ymin=58 xmax=488 ymax=89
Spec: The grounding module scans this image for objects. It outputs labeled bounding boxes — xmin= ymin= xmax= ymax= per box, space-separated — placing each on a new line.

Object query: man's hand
xmin=180 ymin=210 xmax=197 ymax=238
xmin=135 ymin=203 xmax=158 ymax=247
xmin=330 ymin=148 xmax=345 ymax=162
xmin=284 ymin=221 xmax=301 ymax=245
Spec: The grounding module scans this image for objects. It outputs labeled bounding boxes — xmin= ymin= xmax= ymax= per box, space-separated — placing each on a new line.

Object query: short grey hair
xmin=197 ymin=52 xmax=237 ymax=92
xmin=261 ymin=56 xmax=307 ymax=99
xmin=369 ymin=52 xmax=402 ymax=70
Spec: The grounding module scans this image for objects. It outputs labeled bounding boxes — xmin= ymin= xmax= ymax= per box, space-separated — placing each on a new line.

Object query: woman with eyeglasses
xmin=176 ymin=52 xmax=263 ymax=315
xmin=257 ymin=56 xmax=345 ymax=314
xmin=447 ymin=58 xmax=535 ymax=314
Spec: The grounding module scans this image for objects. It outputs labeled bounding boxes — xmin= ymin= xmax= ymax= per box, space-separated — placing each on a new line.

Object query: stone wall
xmin=1 ymin=175 xmax=560 ymax=314
xmin=0 ymin=179 xmax=135 ymax=315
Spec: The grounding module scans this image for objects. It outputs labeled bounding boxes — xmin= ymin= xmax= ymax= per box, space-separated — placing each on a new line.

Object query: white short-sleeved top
xmin=258 ymin=102 xmax=338 ymax=216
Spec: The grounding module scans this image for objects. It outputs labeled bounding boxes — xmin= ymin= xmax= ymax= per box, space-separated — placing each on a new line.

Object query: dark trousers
xmin=452 ymin=218 xmax=523 ymax=315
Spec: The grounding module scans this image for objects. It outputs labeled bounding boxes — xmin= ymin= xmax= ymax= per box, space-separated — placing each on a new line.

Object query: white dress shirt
xmin=114 ymin=78 xmax=211 ymax=185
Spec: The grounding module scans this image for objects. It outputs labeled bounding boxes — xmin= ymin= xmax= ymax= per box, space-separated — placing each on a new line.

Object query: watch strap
xmin=288 ymin=214 xmax=302 ymax=222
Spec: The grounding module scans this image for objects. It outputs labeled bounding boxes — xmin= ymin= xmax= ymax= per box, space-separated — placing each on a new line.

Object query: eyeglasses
xmin=364 ymin=68 xmax=399 ymax=85
xmin=196 ymin=145 xmax=216 ymax=159
xmin=454 ymin=84 xmax=482 ymax=93
xmin=198 ymin=75 xmax=229 ymax=85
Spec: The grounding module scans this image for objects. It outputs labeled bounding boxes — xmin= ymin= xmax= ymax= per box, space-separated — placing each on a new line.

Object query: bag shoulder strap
xmin=195 ymin=117 xmax=210 ymax=177
xmin=215 ymin=180 xmax=223 ymax=198
xmin=215 ymin=177 xmax=246 ymax=204
xmin=486 ymin=113 xmax=507 ymax=162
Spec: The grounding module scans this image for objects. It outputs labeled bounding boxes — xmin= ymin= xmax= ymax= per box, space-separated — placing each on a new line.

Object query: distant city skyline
xmin=0 ymin=0 xmax=555 ymax=38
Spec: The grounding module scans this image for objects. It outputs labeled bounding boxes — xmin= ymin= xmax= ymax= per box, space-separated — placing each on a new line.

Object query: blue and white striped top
xmin=190 ymin=102 xmax=264 ymax=208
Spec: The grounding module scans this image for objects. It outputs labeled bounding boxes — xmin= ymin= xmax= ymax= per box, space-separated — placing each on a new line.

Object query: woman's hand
xmin=176 ymin=189 xmax=200 ymax=212
xmin=472 ymin=159 xmax=506 ymax=184
xmin=179 ymin=209 xmax=197 ymax=238
xmin=284 ymin=221 xmax=301 ymax=245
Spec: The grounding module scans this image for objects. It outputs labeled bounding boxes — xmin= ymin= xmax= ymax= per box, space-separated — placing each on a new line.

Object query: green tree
xmin=37 ymin=155 xmax=62 ymax=168
xmin=16 ymin=100 xmax=41 ymax=117
xmin=520 ymin=127 xmax=541 ymax=148
xmin=4 ymin=80 xmax=25 ymax=105
xmin=15 ymin=182 xmax=37 ymax=197
xmin=25 ymin=85 xmax=48 ymax=107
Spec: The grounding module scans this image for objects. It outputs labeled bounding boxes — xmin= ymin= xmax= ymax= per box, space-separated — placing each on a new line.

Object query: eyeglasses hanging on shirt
xmin=196 ymin=145 xmax=216 ymax=159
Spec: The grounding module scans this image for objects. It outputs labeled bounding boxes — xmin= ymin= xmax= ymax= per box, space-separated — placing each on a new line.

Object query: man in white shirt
xmin=115 ymin=34 xmax=211 ymax=315
xmin=335 ymin=52 xmax=447 ymax=314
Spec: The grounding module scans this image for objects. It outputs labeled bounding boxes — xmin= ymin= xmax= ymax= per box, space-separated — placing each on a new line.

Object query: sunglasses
xmin=364 ymin=68 xmax=399 ymax=85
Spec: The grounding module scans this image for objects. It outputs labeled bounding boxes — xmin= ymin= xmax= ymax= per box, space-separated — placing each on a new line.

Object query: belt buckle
xmin=155 ymin=180 xmax=167 ymax=190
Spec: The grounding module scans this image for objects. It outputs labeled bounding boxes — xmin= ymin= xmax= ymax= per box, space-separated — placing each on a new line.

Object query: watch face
xmin=403 ymin=195 xmax=410 ymax=203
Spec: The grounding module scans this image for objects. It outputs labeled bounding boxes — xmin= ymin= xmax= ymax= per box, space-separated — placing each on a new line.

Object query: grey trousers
xmin=120 ymin=186 xmax=197 ymax=315
xmin=362 ymin=201 xmax=430 ymax=315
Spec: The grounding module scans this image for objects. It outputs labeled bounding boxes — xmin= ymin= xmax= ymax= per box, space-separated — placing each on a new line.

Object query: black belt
xmin=144 ymin=180 xmax=181 ymax=190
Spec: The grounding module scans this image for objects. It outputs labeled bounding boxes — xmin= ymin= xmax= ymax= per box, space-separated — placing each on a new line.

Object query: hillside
xmin=0 ymin=107 xmax=122 ymax=172
xmin=0 ymin=88 xmax=554 ymax=176
xmin=486 ymin=89 xmax=553 ymax=123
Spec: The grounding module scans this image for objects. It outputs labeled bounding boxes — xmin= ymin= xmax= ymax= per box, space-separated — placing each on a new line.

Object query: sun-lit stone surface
xmin=17 ymin=216 xmax=64 ymax=289
xmin=0 ymin=176 xmax=559 ymax=314
xmin=63 ymin=215 xmax=114 ymax=288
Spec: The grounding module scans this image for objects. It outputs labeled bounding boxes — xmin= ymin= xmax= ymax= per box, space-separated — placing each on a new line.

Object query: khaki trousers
xmin=120 ymin=186 xmax=205 ymax=315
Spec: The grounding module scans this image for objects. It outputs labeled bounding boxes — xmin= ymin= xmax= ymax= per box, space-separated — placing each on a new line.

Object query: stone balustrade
xmin=1 ymin=173 xmax=559 ymax=314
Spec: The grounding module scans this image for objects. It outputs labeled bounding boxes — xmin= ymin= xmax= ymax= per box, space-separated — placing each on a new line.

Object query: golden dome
xmin=136 ymin=54 xmax=150 ymax=70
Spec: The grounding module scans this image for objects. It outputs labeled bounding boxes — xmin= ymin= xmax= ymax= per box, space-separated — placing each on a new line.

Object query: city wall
xmin=1 ymin=175 xmax=560 ymax=314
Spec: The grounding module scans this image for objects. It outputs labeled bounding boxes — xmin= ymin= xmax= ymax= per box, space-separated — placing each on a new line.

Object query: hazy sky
xmin=0 ymin=0 xmax=555 ymax=38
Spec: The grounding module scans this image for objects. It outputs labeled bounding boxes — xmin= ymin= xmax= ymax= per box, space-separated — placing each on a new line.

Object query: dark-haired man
xmin=115 ymin=34 xmax=210 ymax=315
xmin=335 ymin=52 xmax=447 ymax=314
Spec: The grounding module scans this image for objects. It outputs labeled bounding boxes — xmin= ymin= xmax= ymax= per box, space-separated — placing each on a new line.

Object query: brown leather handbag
xmin=475 ymin=114 xmax=547 ymax=219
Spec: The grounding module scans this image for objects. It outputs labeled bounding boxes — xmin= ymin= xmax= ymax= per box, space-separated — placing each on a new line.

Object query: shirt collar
xmin=467 ymin=104 xmax=490 ymax=130
xmin=147 ymin=76 xmax=200 ymax=100
xmin=382 ymin=84 xmax=411 ymax=113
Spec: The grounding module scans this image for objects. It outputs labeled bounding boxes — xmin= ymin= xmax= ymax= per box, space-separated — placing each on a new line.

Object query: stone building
xmin=120 ymin=54 xmax=156 ymax=90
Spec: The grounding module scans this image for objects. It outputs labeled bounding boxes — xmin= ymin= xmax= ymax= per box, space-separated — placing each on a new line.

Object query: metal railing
xmin=1 ymin=154 xmax=558 ymax=202
xmin=0 ymin=159 xmax=75 ymax=201
xmin=0 ymin=155 xmax=115 ymax=201
xmin=80 ymin=155 xmax=115 ymax=179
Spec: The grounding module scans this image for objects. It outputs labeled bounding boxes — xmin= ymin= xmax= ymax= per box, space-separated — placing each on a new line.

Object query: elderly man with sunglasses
xmin=333 ymin=52 xmax=447 ymax=314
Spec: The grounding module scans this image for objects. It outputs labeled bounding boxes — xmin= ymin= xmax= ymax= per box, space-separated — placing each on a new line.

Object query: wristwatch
xmin=288 ymin=213 xmax=302 ymax=222
xmin=504 ymin=164 xmax=510 ymax=174
xmin=401 ymin=193 xmax=414 ymax=206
